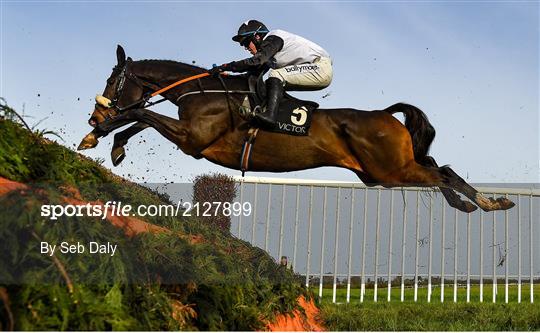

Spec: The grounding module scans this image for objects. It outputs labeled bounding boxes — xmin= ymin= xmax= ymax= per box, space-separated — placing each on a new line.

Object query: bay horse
xmin=79 ymin=45 xmax=514 ymax=213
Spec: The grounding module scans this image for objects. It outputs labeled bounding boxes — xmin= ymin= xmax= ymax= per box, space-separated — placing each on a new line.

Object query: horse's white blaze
xmin=95 ymin=95 xmax=112 ymax=108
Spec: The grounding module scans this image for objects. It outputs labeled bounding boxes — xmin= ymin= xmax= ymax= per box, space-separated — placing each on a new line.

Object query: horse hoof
xmin=496 ymin=197 xmax=515 ymax=210
xmin=477 ymin=194 xmax=516 ymax=212
xmin=78 ymin=132 xmax=98 ymax=150
xmin=111 ymin=146 xmax=126 ymax=166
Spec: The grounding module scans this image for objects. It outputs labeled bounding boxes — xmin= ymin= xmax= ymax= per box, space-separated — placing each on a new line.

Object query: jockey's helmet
xmin=232 ymin=20 xmax=269 ymax=48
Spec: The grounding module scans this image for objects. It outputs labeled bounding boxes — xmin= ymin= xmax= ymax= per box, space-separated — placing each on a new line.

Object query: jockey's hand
xmin=208 ymin=65 xmax=224 ymax=77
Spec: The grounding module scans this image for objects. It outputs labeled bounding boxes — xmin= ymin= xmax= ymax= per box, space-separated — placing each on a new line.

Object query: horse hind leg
xmin=350 ymin=152 xmax=477 ymax=212
xmin=375 ymin=161 xmax=461 ymax=212
xmin=394 ymin=162 xmax=514 ymax=212
xmin=439 ymin=166 xmax=515 ymax=212
xmin=111 ymin=122 xmax=150 ymax=166
xmin=420 ymin=156 xmax=477 ymax=213
xmin=388 ymin=144 xmax=514 ymax=212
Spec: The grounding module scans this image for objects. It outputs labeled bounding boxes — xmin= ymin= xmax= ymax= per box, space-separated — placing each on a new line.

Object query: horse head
xmin=89 ymin=45 xmax=146 ymax=127
xmin=80 ymin=45 xmax=146 ymax=149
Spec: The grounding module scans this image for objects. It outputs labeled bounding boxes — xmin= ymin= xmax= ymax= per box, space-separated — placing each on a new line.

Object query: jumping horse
xmin=79 ymin=45 xmax=514 ymax=213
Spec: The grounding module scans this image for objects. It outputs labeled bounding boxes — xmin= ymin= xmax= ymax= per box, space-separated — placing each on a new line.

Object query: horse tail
xmin=383 ymin=103 xmax=436 ymax=162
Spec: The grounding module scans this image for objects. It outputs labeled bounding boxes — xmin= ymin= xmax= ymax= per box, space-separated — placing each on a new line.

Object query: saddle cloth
xmin=246 ymin=75 xmax=318 ymax=136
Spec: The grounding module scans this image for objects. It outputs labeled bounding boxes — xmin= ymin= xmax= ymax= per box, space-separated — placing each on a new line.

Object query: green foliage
xmin=0 ymin=102 xmax=307 ymax=330
xmin=0 ymin=100 xmax=108 ymax=185
xmin=0 ymin=187 xmax=183 ymax=330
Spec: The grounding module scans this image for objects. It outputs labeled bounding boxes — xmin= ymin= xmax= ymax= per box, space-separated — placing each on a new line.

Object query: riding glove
xmin=208 ymin=65 xmax=225 ymax=77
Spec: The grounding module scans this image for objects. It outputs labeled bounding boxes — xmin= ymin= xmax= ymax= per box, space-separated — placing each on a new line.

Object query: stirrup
xmin=253 ymin=105 xmax=263 ymax=114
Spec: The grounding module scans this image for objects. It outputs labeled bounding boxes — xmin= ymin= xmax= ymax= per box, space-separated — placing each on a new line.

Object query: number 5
xmin=291 ymin=107 xmax=308 ymax=126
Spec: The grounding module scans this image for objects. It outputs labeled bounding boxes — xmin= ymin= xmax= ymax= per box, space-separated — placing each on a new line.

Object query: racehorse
xmin=79 ymin=45 xmax=514 ymax=213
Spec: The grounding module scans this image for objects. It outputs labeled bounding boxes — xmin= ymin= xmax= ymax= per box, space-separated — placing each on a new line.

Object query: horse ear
xmin=116 ymin=45 xmax=126 ymax=66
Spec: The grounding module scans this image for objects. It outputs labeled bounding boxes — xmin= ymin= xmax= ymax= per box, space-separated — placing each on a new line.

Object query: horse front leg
xmin=81 ymin=108 xmax=210 ymax=162
xmin=110 ymin=108 xmax=200 ymax=156
xmin=78 ymin=111 xmax=143 ymax=150
xmin=111 ymin=122 xmax=150 ymax=166
xmin=129 ymin=108 xmax=195 ymax=154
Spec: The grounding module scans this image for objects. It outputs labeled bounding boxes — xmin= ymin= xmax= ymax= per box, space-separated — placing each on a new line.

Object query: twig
xmin=50 ymin=255 xmax=74 ymax=294
xmin=0 ymin=99 xmax=32 ymax=133
xmin=0 ymin=99 xmax=62 ymax=142
xmin=0 ymin=287 xmax=14 ymax=331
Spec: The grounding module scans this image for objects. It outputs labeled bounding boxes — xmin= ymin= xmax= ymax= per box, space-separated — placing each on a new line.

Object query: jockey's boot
xmin=254 ymin=77 xmax=283 ymax=128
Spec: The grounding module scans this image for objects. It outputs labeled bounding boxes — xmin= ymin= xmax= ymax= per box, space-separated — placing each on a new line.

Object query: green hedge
xmin=0 ymin=101 xmax=308 ymax=330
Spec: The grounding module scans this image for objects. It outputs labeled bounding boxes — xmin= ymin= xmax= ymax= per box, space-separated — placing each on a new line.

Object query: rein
xmin=150 ymin=72 xmax=211 ymax=97
xmin=175 ymin=90 xmax=253 ymax=102
xmin=113 ymin=71 xmax=240 ymax=112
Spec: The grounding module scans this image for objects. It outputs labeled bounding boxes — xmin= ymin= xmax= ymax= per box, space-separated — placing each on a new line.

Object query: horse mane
xmin=134 ymin=58 xmax=248 ymax=89
xmin=136 ymin=59 xmax=207 ymax=73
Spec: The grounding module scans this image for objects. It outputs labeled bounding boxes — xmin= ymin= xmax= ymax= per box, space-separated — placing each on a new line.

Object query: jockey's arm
xmin=224 ymin=35 xmax=284 ymax=73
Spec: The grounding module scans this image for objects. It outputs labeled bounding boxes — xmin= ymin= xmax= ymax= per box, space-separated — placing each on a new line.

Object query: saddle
xmin=239 ymin=74 xmax=319 ymax=176
xmin=243 ymin=74 xmax=318 ymax=136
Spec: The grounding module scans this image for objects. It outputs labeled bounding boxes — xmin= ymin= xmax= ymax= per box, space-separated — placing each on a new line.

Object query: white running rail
xmin=232 ymin=176 xmax=539 ymax=303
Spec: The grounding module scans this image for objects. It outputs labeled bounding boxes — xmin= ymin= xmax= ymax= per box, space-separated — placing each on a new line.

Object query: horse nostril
xmin=88 ymin=118 xmax=97 ymax=127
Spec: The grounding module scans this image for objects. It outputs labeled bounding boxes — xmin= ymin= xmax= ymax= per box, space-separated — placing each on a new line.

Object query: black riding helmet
xmin=232 ymin=20 xmax=269 ymax=48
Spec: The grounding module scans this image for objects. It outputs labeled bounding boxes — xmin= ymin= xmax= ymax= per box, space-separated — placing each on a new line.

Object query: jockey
xmin=209 ymin=20 xmax=333 ymax=128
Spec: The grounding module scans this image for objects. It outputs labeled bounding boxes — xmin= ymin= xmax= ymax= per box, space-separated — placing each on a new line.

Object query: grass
xmin=317 ymin=285 xmax=540 ymax=330
xmin=320 ymin=301 xmax=540 ymax=331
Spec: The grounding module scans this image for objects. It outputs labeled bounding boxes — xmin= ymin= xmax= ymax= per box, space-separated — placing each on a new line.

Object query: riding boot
xmin=254 ymin=77 xmax=283 ymax=128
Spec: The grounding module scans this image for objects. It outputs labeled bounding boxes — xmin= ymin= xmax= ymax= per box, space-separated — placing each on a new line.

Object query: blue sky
xmin=1 ymin=1 xmax=538 ymax=184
